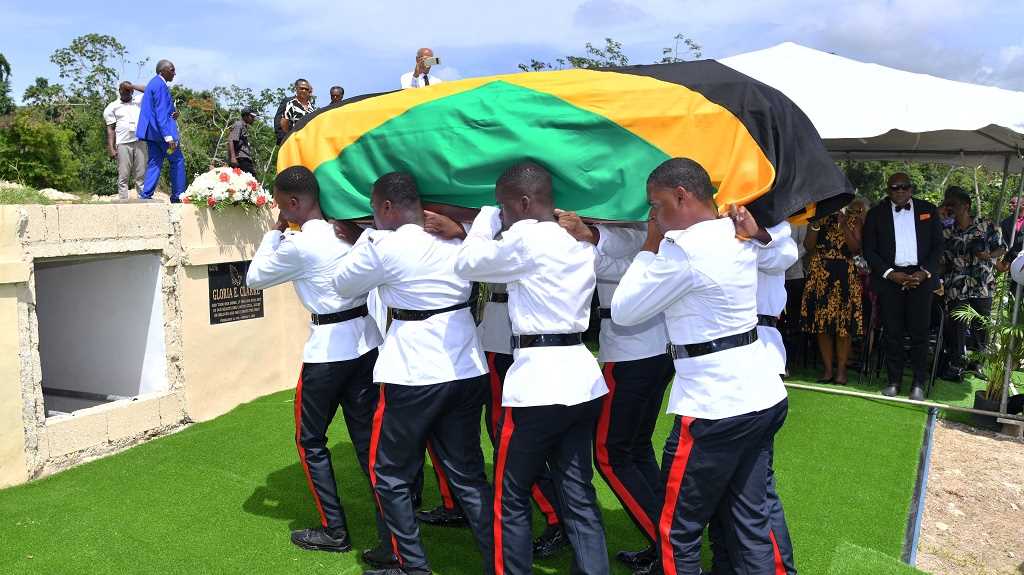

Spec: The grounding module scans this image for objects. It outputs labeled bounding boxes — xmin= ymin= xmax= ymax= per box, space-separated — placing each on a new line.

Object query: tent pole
xmin=999 ymin=167 xmax=1024 ymax=418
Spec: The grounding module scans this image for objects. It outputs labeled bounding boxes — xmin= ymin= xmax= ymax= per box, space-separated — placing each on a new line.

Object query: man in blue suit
xmin=137 ymin=59 xmax=185 ymax=202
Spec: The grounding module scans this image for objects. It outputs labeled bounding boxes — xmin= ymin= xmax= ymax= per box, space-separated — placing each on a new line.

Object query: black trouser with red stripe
xmin=483 ymin=352 xmax=562 ymax=526
xmin=493 ymin=398 xmax=608 ymax=575
xmin=657 ymin=399 xmax=788 ymax=575
xmin=370 ymin=376 xmax=493 ymax=574
xmin=295 ymin=349 xmax=388 ymax=541
xmin=594 ymin=354 xmax=674 ymax=546
xmin=708 ymin=447 xmax=797 ymax=574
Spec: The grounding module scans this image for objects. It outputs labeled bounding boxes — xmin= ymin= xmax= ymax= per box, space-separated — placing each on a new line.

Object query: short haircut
xmin=496 ymin=161 xmax=553 ymax=204
xmin=945 ymin=186 xmax=971 ymax=206
xmin=330 ymin=85 xmax=344 ymax=94
xmin=156 ymin=59 xmax=173 ymax=73
xmin=372 ymin=172 xmax=421 ymax=211
xmin=294 ymin=78 xmax=309 ymax=87
xmin=274 ymin=166 xmax=319 ymax=201
xmin=647 ymin=157 xmax=714 ymax=202
xmin=119 ymin=81 xmax=133 ymax=89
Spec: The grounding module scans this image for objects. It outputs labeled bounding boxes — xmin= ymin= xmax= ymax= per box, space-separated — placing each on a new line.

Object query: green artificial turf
xmin=827 ymin=542 xmax=927 ymax=575
xmin=0 ymin=387 xmax=926 ymax=575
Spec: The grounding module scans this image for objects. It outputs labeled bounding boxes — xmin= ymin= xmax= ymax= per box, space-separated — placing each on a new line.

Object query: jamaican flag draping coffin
xmin=278 ymin=60 xmax=853 ymax=226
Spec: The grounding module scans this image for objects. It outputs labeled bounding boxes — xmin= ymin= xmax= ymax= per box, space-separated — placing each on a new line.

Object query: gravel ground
xmin=916 ymin=420 xmax=1024 ymax=575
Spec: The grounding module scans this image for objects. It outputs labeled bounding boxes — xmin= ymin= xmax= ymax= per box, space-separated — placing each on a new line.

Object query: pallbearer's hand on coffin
xmin=423 ymin=211 xmax=467 ymax=240
xmin=554 ymin=209 xmax=597 ymax=245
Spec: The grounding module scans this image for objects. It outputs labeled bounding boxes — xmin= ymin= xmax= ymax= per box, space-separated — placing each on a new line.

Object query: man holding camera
xmin=401 ymin=48 xmax=444 ymax=88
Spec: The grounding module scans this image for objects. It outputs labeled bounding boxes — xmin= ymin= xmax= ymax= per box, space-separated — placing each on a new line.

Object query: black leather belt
xmin=511 ymin=333 xmax=584 ymax=349
xmin=311 ymin=304 xmax=369 ymax=326
xmin=391 ymin=300 xmax=471 ymax=321
xmin=757 ymin=314 xmax=778 ymax=328
xmin=489 ymin=293 xmax=509 ymax=303
xmin=598 ymin=308 xmax=611 ymax=319
xmin=667 ymin=328 xmax=758 ymax=360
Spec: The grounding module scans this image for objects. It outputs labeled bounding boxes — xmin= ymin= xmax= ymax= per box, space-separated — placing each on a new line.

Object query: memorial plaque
xmin=208 ymin=260 xmax=264 ymax=325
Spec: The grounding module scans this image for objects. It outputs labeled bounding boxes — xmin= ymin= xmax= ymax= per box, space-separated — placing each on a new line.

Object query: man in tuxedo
xmin=862 ymin=172 xmax=944 ymax=401
xmin=136 ymin=59 xmax=185 ymax=202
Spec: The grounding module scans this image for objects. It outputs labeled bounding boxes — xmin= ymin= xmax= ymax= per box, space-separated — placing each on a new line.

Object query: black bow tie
xmin=894 ymin=202 xmax=910 ymax=212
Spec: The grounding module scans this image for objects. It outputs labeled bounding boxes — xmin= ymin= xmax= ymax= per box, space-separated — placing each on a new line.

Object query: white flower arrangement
xmin=183 ymin=167 xmax=272 ymax=211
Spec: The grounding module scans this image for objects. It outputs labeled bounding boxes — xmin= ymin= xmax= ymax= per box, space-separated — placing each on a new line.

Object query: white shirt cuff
xmin=164 ymin=136 xmax=174 ymax=143
xmin=882 ymin=268 xmax=894 ymax=279
xmin=468 ymin=206 xmax=502 ymax=239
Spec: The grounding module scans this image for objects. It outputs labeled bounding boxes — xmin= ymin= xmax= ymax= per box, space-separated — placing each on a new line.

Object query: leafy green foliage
xmin=49 ymin=33 xmax=142 ymax=102
xmin=659 ymin=34 xmax=703 ymax=63
xmin=0 ymin=183 xmax=52 ymax=205
xmin=0 ymin=35 xmax=286 ymax=197
xmin=0 ymin=52 xmax=13 ymax=116
xmin=519 ymin=34 xmax=700 ymax=72
xmin=0 ymin=109 xmax=80 ymax=191
xmin=840 ymin=159 xmax=1021 ymax=221
xmin=950 ymin=278 xmax=1024 ymax=400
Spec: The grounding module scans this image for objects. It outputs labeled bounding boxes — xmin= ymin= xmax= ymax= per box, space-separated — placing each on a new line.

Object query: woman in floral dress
xmin=801 ymin=198 xmax=867 ymax=384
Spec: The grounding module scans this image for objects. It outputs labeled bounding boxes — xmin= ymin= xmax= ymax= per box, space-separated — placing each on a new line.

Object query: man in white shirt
xmin=245 ymin=166 xmax=387 ymax=555
xmin=555 ymin=215 xmax=674 ymax=571
xmin=333 ymin=173 xmax=492 ymax=575
xmin=861 ymin=173 xmax=944 ymax=401
xmin=400 ymin=48 xmax=444 ymax=89
xmin=454 ymin=162 xmax=610 ymax=575
xmin=103 ymin=81 xmax=147 ymax=200
xmin=611 ymin=158 xmax=789 ymax=575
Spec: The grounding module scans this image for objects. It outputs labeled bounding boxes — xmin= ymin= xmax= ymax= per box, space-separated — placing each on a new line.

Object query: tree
xmin=0 ymin=52 xmax=13 ymax=115
xmin=0 ymin=109 xmax=80 ymax=190
xmin=49 ymin=34 xmax=139 ymax=102
xmin=519 ymin=34 xmax=700 ymax=72
xmin=658 ymin=34 xmax=702 ymax=63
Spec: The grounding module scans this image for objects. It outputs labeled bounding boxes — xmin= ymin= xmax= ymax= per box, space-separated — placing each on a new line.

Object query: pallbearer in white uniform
xmin=555 ymin=214 xmax=674 ymax=571
xmin=333 ymin=172 xmax=493 ymax=575
xmin=708 ymin=221 xmax=800 ymax=575
xmin=244 ymin=166 xmax=387 ymax=555
xmin=611 ymin=158 xmax=790 ymax=575
xmin=454 ymin=161 xmax=610 ymax=575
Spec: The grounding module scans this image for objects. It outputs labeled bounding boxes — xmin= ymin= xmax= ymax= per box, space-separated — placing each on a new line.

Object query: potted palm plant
xmin=951 ymin=280 xmax=1024 ymax=428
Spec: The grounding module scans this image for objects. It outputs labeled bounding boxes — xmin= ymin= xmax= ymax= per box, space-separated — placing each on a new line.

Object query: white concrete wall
xmin=35 ymin=253 xmax=167 ymax=407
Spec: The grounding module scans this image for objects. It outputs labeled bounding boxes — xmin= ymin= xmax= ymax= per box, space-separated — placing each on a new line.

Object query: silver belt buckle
xmin=666 ymin=343 xmax=689 ymax=360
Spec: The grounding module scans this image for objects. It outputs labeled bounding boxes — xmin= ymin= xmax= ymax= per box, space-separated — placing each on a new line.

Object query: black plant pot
xmin=972 ymin=390 xmax=1001 ymax=430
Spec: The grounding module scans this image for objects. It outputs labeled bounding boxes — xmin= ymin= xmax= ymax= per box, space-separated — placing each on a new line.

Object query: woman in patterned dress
xmin=801 ymin=198 xmax=867 ymax=384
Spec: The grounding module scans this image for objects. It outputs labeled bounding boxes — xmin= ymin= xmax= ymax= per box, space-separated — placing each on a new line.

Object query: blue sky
xmin=4 ymin=0 xmax=1024 ymax=104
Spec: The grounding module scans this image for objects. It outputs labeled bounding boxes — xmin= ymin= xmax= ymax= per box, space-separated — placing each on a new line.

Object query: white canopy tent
xmin=721 ymin=42 xmax=1024 ymax=172
xmin=723 ymin=43 xmax=1024 ymax=419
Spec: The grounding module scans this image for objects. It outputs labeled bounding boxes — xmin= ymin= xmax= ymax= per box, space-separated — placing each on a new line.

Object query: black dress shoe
xmin=532 ymin=523 xmax=570 ymax=559
xmin=631 ymin=558 xmax=662 ymax=575
xmin=415 ymin=504 xmax=468 ymax=527
xmin=909 ymin=386 xmax=925 ymax=401
xmin=362 ymin=543 xmax=401 ymax=568
xmin=881 ymin=384 xmax=899 ymax=397
xmin=616 ymin=545 xmax=655 ymax=570
xmin=290 ymin=526 xmax=352 ymax=552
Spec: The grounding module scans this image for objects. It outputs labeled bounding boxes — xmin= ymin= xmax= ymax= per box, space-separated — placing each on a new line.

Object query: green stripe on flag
xmin=315 ymin=80 xmax=670 ymax=220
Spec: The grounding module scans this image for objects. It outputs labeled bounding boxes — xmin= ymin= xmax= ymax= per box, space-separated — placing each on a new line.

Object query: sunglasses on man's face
xmin=889 ymin=183 xmax=913 ymax=191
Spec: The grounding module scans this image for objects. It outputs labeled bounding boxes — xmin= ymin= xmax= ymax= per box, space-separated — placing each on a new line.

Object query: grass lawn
xmin=0 ymin=383 xmax=928 ymax=574
xmin=0 ymin=184 xmax=51 ymax=205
